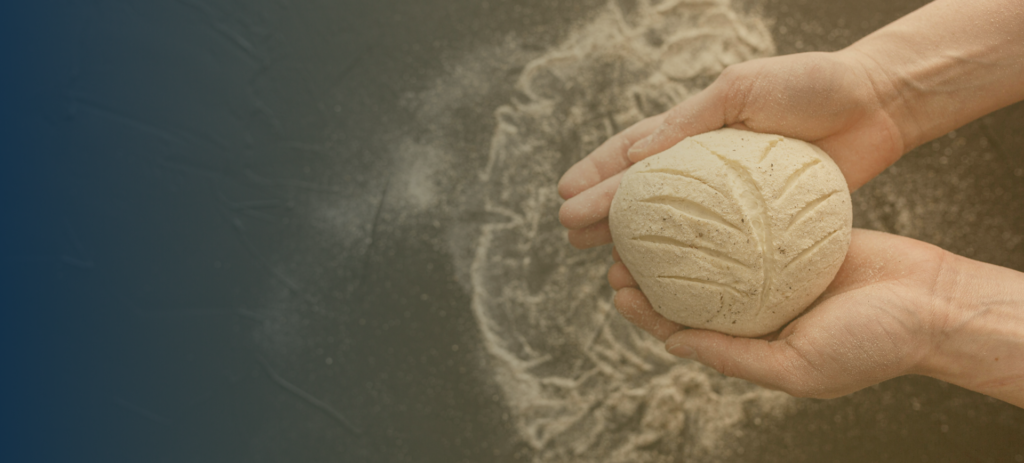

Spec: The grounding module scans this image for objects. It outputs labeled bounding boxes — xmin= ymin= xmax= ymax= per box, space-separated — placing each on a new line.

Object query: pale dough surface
xmin=609 ymin=128 xmax=852 ymax=337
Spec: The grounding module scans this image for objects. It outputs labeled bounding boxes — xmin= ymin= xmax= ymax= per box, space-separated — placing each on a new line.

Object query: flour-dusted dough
xmin=609 ymin=128 xmax=852 ymax=337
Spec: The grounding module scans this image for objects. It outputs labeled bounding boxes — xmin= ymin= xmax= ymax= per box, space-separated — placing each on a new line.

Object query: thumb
xmin=626 ymin=79 xmax=733 ymax=162
xmin=665 ymin=329 xmax=825 ymax=397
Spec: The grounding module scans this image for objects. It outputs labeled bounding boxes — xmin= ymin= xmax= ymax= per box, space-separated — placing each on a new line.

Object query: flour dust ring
xmin=470 ymin=1 xmax=794 ymax=462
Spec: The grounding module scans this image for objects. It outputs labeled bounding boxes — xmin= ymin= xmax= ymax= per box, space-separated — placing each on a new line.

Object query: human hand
xmin=560 ymin=0 xmax=1024 ymax=407
xmin=558 ymin=51 xmax=905 ymax=249
xmin=609 ymin=229 xmax=1024 ymax=405
xmin=609 ymin=229 xmax=941 ymax=398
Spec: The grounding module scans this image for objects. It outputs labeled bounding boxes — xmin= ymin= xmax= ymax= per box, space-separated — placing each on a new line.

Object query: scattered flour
xmin=470 ymin=1 xmax=794 ymax=461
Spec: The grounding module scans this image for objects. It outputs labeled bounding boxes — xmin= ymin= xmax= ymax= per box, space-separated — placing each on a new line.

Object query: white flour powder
xmin=470 ymin=1 xmax=794 ymax=461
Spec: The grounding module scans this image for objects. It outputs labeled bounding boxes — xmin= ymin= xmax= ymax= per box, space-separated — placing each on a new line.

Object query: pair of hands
xmin=557 ymin=51 xmax=962 ymax=399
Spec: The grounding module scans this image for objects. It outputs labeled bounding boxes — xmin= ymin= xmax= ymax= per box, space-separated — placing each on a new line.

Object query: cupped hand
xmin=608 ymin=229 xmax=950 ymax=399
xmin=559 ymin=51 xmax=905 ymax=249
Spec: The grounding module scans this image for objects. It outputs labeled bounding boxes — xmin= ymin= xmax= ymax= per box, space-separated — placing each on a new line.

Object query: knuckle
xmin=718 ymin=63 xmax=741 ymax=82
xmin=716 ymin=64 xmax=757 ymax=121
xmin=717 ymin=62 xmax=752 ymax=86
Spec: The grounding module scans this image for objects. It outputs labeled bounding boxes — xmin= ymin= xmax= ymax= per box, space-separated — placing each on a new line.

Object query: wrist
xmin=838 ymin=0 xmax=1024 ymax=154
xmin=834 ymin=44 xmax=918 ymax=155
xmin=915 ymin=252 xmax=1024 ymax=407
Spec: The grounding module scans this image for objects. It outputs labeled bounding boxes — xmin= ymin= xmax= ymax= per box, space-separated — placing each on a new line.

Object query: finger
xmin=558 ymin=116 xmax=664 ymax=200
xmin=607 ymin=262 xmax=638 ymax=290
xmin=566 ymin=219 xmax=612 ymax=249
xmin=558 ymin=172 xmax=623 ymax=230
xmin=611 ymin=247 xmax=621 ymax=263
xmin=614 ymin=288 xmax=683 ymax=342
xmin=664 ymin=329 xmax=826 ymax=397
xmin=627 ymin=79 xmax=734 ymax=162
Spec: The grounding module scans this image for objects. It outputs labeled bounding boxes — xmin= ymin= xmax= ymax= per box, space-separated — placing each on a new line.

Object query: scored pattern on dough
xmin=656 ymin=275 xmax=743 ymax=297
xmin=781 ymin=227 xmax=844 ymax=271
xmin=640 ymin=169 xmax=732 ymax=202
xmin=632 ymin=235 xmax=750 ymax=269
xmin=619 ymin=134 xmax=848 ymax=328
xmin=758 ymin=137 xmax=783 ymax=163
xmin=693 ymin=140 xmax=774 ymax=313
xmin=641 ymin=196 xmax=742 ymax=233
xmin=786 ymin=190 xmax=842 ymax=231
xmin=775 ymin=159 xmax=821 ymax=203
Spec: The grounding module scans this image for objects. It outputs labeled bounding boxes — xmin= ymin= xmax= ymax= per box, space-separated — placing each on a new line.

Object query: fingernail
xmin=628 ymin=135 xmax=653 ymax=160
xmin=667 ymin=343 xmax=697 ymax=360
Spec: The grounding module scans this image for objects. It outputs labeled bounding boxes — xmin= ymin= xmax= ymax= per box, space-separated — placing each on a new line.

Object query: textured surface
xmin=469 ymin=4 xmax=791 ymax=461
xmin=610 ymin=128 xmax=852 ymax=336
xmin=12 ymin=0 xmax=1024 ymax=462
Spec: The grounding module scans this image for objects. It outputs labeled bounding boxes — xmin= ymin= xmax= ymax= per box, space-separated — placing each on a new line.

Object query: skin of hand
xmin=846 ymin=0 xmax=1024 ymax=151
xmin=608 ymin=230 xmax=1024 ymax=407
xmin=558 ymin=51 xmax=904 ymax=249
xmin=558 ymin=0 xmax=1024 ymax=405
xmin=558 ymin=0 xmax=1024 ymax=249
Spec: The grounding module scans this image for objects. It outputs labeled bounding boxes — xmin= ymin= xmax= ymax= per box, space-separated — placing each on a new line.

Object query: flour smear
xmin=470 ymin=1 xmax=794 ymax=461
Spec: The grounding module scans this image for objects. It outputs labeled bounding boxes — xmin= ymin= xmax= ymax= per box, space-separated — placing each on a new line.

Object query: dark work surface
xmin=4 ymin=1 xmax=1022 ymax=462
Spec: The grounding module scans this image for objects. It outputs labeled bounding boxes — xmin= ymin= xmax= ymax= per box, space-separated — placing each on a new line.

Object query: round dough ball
xmin=609 ymin=128 xmax=852 ymax=337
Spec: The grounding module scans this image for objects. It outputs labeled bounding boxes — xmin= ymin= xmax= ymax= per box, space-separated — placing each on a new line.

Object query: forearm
xmin=917 ymin=253 xmax=1024 ymax=408
xmin=840 ymin=0 xmax=1024 ymax=152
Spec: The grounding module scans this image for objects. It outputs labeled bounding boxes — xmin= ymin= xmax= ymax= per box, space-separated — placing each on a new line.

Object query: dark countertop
xmin=7 ymin=0 xmax=1022 ymax=461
